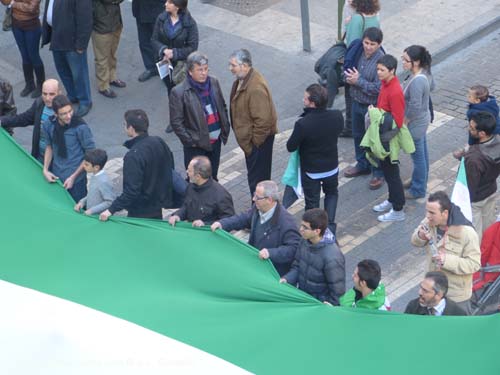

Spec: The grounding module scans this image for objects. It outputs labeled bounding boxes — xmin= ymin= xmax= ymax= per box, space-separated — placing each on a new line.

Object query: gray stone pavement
xmin=1 ymin=1 xmax=500 ymax=311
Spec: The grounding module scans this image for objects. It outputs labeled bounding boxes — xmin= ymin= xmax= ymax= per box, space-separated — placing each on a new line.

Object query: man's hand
xmin=192 ymin=220 xmax=205 ymax=227
xmin=74 ymin=202 xmax=83 ymax=212
xmin=99 ymin=209 xmax=112 ymax=221
xmin=63 ymin=175 xmax=75 ymax=190
xmin=344 ymin=67 xmax=360 ymax=85
xmin=43 ymin=170 xmax=58 ymax=183
xmin=279 ymin=278 xmax=287 ymax=284
xmin=211 ymin=221 xmax=222 ymax=232
xmin=76 ymin=49 xmax=84 ymax=54
xmin=259 ymin=248 xmax=270 ymax=260
xmin=417 ymin=224 xmax=431 ymax=241
xmin=432 ymin=251 xmax=446 ymax=267
xmin=163 ymin=49 xmax=174 ymax=60
xmin=168 ymin=215 xmax=180 ymax=226
xmin=84 ymin=209 xmax=92 ymax=215
xmin=323 ymin=301 xmax=333 ymax=306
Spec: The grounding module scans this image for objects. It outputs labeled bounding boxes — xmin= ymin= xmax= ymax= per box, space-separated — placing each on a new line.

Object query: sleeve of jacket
xmin=77 ymin=125 xmax=96 ymax=151
xmin=109 ymin=153 xmax=144 ymax=213
xmin=355 ymin=76 xmax=381 ymax=97
xmin=75 ymin=0 xmax=93 ymax=51
xmin=442 ymin=227 xmax=481 ymax=275
xmin=169 ymin=87 xmax=194 ymax=146
xmin=216 ymin=188 xmax=235 ymax=220
xmin=411 ymin=219 xmax=429 ymax=247
xmin=213 ymin=79 xmax=230 ymax=144
xmin=218 ymin=209 xmax=252 ymax=232
xmin=286 ymin=121 xmax=302 ymax=152
xmin=405 ymin=78 xmax=428 ymax=124
xmin=150 ymin=16 xmax=166 ymax=60
xmin=249 ymin=85 xmax=276 ymax=147
xmin=390 ymin=90 xmax=406 ymax=128
xmin=267 ymin=221 xmax=301 ymax=264
xmin=173 ymin=18 xmax=199 ymax=62
xmin=324 ymin=249 xmax=346 ymax=305
xmin=464 ymin=155 xmax=483 ymax=201
xmin=172 ymin=185 xmax=192 ymax=220
xmin=1 ymin=100 xmax=37 ymax=128
xmin=283 ymin=248 xmax=300 ymax=285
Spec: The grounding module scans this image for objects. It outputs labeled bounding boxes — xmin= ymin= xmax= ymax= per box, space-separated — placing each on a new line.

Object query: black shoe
xmin=138 ymin=69 xmax=157 ymax=82
xmin=20 ymin=63 xmax=35 ymax=97
xmin=20 ymin=83 xmax=35 ymax=97
xmin=110 ymin=79 xmax=127 ymax=88
xmin=165 ymin=124 xmax=174 ymax=133
xmin=99 ymin=88 xmax=117 ymax=98
xmin=75 ymin=103 xmax=92 ymax=117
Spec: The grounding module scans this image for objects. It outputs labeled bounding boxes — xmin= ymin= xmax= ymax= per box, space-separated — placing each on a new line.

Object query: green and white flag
xmin=451 ymin=158 xmax=473 ymax=222
xmin=0 ymin=129 xmax=499 ymax=375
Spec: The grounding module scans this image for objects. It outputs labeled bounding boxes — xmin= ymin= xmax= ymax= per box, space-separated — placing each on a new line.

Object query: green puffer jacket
xmin=360 ymin=107 xmax=415 ymax=166
xmin=339 ymin=283 xmax=390 ymax=310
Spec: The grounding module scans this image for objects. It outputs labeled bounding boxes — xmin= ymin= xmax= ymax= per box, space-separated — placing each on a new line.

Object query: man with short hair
xmin=170 ymin=51 xmax=230 ymax=180
xmin=411 ymin=191 xmax=481 ymax=314
xmin=211 ymin=180 xmax=300 ymax=277
xmin=168 ymin=156 xmax=234 ymax=227
xmin=42 ymin=0 xmax=93 ymax=117
xmin=464 ymin=111 xmax=500 ymax=242
xmin=99 ymin=109 xmax=174 ymax=220
xmin=343 ymin=27 xmax=385 ymax=190
xmin=280 ymin=208 xmax=345 ymax=306
xmin=132 ymin=0 xmax=164 ymax=82
xmin=340 ymin=259 xmax=391 ymax=310
xmin=0 ymin=79 xmax=61 ymax=161
xmin=229 ymin=49 xmax=278 ymax=197
xmin=287 ymin=83 xmax=344 ymax=234
xmin=42 ymin=94 xmax=96 ymax=202
xmin=405 ymin=271 xmax=466 ymax=316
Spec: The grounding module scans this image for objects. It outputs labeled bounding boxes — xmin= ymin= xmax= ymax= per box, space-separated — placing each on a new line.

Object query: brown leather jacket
xmin=230 ymin=68 xmax=278 ymax=156
xmin=169 ymin=76 xmax=230 ymax=151
xmin=1 ymin=0 xmax=40 ymax=22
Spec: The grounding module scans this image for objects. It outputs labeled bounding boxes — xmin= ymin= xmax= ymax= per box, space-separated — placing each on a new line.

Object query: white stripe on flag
xmin=0 ymin=281 xmax=252 ymax=375
xmin=451 ymin=158 xmax=472 ymax=222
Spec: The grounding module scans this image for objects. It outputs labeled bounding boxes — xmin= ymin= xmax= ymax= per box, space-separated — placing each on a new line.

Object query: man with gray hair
xmin=229 ymin=49 xmax=278 ymax=197
xmin=168 ymin=156 xmax=234 ymax=227
xmin=170 ymin=51 xmax=230 ymax=180
xmin=405 ymin=271 xmax=466 ymax=316
xmin=211 ymin=180 xmax=301 ymax=277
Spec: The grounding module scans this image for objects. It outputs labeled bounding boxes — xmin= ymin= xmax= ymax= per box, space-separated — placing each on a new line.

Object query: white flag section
xmin=451 ymin=158 xmax=472 ymax=222
xmin=0 ymin=281 xmax=251 ymax=375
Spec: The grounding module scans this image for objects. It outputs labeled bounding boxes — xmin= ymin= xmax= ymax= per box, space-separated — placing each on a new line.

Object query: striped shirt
xmin=349 ymin=48 xmax=384 ymax=105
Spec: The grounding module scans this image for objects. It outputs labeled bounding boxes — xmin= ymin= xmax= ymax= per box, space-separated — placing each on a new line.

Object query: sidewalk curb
xmin=432 ymin=15 xmax=500 ymax=65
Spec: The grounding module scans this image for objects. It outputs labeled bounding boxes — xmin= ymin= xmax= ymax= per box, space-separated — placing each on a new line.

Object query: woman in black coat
xmin=151 ymin=0 xmax=198 ymax=94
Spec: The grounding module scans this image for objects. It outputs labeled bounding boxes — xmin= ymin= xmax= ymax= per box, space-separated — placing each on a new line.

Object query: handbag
xmin=172 ymin=60 xmax=187 ymax=85
xmin=2 ymin=7 xmax=12 ymax=32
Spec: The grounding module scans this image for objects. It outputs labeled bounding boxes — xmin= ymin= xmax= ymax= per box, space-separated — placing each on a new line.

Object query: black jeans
xmin=136 ymin=20 xmax=156 ymax=71
xmin=245 ymin=134 xmax=274 ymax=197
xmin=301 ymin=172 xmax=339 ymax=235
xmin=380 ymin=157 xmax=405 ymax=211
xmin=183 ymin=138 xmax=222 ymax=180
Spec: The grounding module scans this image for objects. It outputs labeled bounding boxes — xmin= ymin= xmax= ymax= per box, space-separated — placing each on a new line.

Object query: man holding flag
xmin=411 ymin=191 xmax=480 ymax=314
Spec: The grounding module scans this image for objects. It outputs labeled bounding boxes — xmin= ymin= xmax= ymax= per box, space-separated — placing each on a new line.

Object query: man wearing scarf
xmin=42 ymin=94 xmax=96 ymax=202
xmin=169 ymin=51 xmax=230 ymax=180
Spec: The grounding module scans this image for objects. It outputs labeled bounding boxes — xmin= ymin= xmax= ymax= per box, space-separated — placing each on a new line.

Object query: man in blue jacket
xmin=211 ymin=180 xmax=301 ymax=277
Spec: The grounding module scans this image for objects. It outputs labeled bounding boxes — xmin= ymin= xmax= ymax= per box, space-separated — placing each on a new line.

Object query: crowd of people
xmin=1 ymin=0 xmax=499 ymax=315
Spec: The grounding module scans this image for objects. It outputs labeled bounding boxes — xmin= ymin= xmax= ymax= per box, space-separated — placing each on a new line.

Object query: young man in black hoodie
xmin=286 ymin=84 xmax=344 ymax=235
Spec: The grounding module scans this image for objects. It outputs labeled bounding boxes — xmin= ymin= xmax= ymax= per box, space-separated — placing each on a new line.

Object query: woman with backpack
xmin=345 ymin=0 xmax=380 ymax=47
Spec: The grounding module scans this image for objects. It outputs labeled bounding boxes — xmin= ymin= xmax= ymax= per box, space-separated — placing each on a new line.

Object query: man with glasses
xmin=405 ymin=271 xmax=466 ymax=316
xmin=170 ymin=51 xmax=230 ymax=180
xmin=211 ymin=180 xmax=300 ymax=276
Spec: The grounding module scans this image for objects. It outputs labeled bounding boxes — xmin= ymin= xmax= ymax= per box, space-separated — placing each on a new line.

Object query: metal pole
xmin=338 ymin=0 xmax=345 ymax=40
xmin=300 ymin=0 xmax=311 ymax=52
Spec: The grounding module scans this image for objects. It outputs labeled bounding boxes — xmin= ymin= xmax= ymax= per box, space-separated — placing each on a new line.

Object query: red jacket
xmin=377 ymin=76 xmax=405 ymax=127
xmin=473 ymin=222 xmax=500 ymax=291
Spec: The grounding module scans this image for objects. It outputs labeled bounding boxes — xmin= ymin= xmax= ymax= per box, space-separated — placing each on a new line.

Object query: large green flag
xmin=0 ymin=129 xmax=499 ymax=374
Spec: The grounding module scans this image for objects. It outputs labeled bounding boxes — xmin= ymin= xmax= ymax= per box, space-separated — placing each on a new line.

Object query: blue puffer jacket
xmin=283 ymin=229 xmax=345 ymax=306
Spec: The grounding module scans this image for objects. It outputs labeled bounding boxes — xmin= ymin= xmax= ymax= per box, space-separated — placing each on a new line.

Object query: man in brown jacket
xmin=411 ymin=191 xmax=480 ymax=314
xmin=229 ymin=49 xmax=278 ymax=197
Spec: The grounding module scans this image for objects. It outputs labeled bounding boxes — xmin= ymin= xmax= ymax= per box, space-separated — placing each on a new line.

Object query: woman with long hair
xmin=401 ymin=45 xmax=435 ymax=199
xmin=345 ymin=0 xmax=380 ymax=47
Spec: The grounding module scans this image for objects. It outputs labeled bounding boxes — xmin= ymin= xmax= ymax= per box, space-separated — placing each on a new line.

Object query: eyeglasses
xmin=401 ymin=56 xmax=411 ymax=63
xmin=253 ymin=194 xmax=268 ymax=201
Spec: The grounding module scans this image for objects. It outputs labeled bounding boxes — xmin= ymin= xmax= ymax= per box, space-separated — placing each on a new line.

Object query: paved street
xmin=1 ymin=0 xmax=500 ymax=311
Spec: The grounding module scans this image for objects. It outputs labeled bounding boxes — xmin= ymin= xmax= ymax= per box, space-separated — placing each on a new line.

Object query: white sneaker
xmin=373 ymin=200 xmax=392 ymax=213
xmin=377 ymin=209 xmax=405 ymax=222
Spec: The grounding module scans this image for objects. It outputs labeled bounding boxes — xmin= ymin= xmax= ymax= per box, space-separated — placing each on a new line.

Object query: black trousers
xmin=380 ymin=157 xmax=405 ymax=211
xmin=136 ymin=20 xmax=156 ymax=71
xmin=183 ymin=138 xmax=222 ymax=180
xmin=245 ymin=134 xmax=274 ymax=197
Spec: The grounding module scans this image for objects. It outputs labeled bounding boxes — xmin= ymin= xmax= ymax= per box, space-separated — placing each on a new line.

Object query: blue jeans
xmin=409 ymin=136 xmax=429 ymax=197
xmin=12 ymin=26 xmax=43 ymax=66
xmin=351 ymin=100 xmax=383 ymax=177
xmin=52 ymin=50 xmax=92 ymax=107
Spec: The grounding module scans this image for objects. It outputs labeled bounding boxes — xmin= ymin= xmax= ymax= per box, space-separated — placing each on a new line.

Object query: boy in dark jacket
xmin=280 ymin=208 xmax=345 ymax=306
